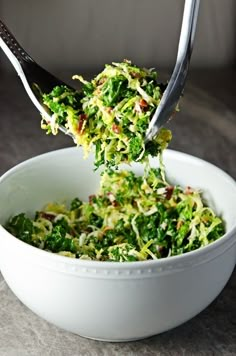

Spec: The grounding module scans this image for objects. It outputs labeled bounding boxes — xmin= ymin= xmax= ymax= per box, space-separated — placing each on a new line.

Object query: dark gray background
xmin=1 ymin=0 xmax=236 ymax=72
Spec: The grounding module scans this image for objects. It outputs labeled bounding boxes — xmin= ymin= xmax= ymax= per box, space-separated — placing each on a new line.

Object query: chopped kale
xmin=5 ymin=213 xmax=34 ymax=244
xmin=4 ymin=169 xmax=225 ymax=261
xmin=41 ymin=60 xmax=173 ymax=168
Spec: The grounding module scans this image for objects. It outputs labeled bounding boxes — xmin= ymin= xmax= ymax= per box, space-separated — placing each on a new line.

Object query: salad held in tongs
xmin=42 ymin=60 xmax=173 ymax=168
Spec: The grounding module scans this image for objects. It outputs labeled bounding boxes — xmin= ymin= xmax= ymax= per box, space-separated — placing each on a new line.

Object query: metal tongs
xmin=146 ymin=0 xmax=200 ymax=142
xmin=0 ymin=0 xmax=200 ymax=141
xmin=0 ymin=19 xmax=72 ymax=136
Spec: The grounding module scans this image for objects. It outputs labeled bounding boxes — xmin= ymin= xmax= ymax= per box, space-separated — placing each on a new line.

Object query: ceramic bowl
xmin=0 ymin=147 xmax=235 ymax=341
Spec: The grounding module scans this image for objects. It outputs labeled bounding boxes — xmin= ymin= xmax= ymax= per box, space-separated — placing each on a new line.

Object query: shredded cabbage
xmin=5 ymin=168 xmax=225 ymax=262
xmin=4 ymin=60 xmax=225 ymax=262
xmin=41 ymin=60 xmax=172 ymax=169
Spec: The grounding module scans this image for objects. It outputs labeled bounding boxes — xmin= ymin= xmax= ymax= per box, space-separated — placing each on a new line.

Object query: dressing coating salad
xmin=41 ymin=60 xmax=172 ymax=169
xmin=5 ymin=168 xmax=224 ymax=262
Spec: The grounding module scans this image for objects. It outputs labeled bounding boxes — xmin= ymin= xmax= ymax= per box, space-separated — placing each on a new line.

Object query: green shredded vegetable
xmin=4 ymin=60 xmax=225 ymax=261
xmin=41 ymin=60 xmax=172 ymax=169
xmin=5 ymin=168 xmax=225 ymax=261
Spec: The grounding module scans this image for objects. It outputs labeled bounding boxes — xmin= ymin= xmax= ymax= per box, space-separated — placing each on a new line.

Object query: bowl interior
xmin=0 ymin=148 xmax=236 ymax=234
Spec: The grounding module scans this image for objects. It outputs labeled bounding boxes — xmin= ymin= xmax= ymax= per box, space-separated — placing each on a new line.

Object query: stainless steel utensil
xmin=145 ymin=0 xmax=200 ymax=142
xmin=0 ymin=20 xmax=73 ymax=137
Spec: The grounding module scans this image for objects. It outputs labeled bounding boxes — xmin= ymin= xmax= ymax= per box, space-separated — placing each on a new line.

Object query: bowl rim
xmin=0 ymin=147 xmax=236 ymax=270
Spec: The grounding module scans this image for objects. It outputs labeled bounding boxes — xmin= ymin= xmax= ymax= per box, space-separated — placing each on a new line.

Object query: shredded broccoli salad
xmin=41 ymin=60 xmax=172 ymax=169
xmin=4 ymin=60 xmax=225 ymax=261
xmin=5 ymin=168 xmax=224 ymax=262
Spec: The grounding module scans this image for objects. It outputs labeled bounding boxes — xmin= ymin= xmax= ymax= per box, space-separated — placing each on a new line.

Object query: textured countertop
xmin=0 ymin=69 xmax=235 ymax=355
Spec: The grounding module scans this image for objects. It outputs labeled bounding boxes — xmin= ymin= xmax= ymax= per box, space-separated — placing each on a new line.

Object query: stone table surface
xmin=0 ymin=69 xmax=235 ymax=356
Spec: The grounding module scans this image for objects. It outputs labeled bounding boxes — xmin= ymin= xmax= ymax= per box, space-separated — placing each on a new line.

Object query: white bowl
xmin=0 ymin=148 xmax=235 ymax=342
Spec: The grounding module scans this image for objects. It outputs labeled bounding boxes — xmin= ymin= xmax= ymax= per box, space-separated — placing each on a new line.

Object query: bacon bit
xmin=101 ymin=226 xmax=113 ymax=236
xmin=107 ymin=192 xmax=118 ymax=206
xmin=131 ymin=71 xmax=141 ymax=79
xmin=98 ymin=78 xmax=106 ymax=85
xmin=177 ymin=220 xmax=183 ymax=230
xmin=112 ymin=123 xmax=121 ymax=134
xmin=139 ymin=99 xmax=148 ymax=108
xmin=70 ymin=228 xmax=77 ymax=237
xmin=39 ymin=212 xmax=55 ymax=221
xmin=106 ymin=107 xmax=113 ymax=113
xmin=89 ymin=194 xmax=96 ymax=204
xmin=165 ymin=186 xmax=174 ymax=200
xmin=77 ymin=114 xmax=88 ymax=134
xmin=185 ymin=186 xmax=194 ymax=195
xmin=135 ymin=99 xmax=148 ymax=113
xmin=156 ymin=245 xmax=164 ymax=253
